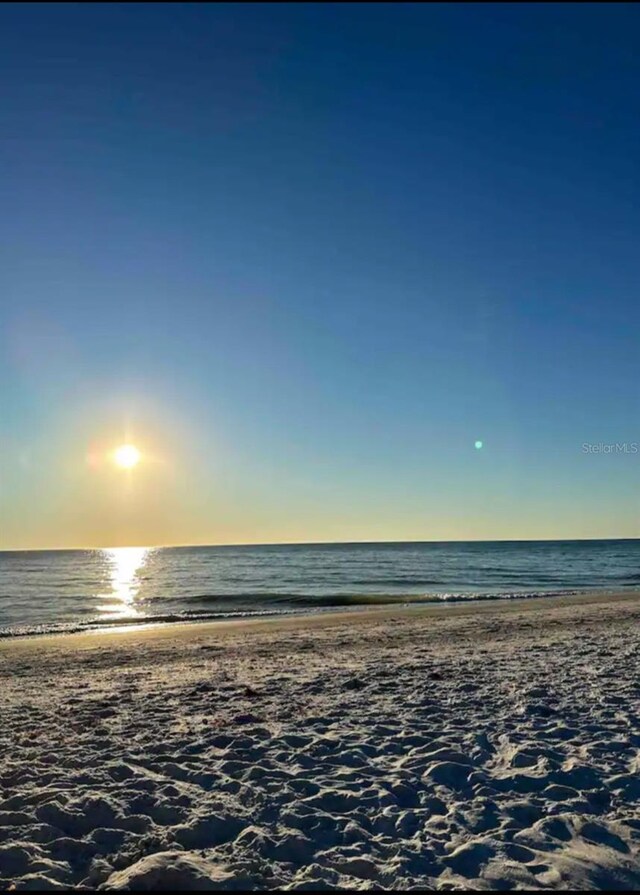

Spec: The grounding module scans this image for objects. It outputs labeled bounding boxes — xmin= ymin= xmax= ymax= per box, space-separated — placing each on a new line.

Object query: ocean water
xmin=0 ymin=539 xmax=638 ymax=637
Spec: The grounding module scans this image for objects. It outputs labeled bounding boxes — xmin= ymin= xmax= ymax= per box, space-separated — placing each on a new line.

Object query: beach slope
xmin=1 ymin=592 xmax=639 ymax=890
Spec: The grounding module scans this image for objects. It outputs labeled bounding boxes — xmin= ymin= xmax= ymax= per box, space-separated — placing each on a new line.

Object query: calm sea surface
xmin=0 ymin=539 xmax=638 ymax=636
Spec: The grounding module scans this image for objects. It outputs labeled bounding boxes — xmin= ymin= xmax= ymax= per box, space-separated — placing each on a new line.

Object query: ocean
xmin=0 ymin=539 xmax=638 ymax=637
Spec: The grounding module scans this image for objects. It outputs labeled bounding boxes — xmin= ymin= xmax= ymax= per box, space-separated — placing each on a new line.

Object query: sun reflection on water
xmin=98 ymin=547 xmax=149 ymax=618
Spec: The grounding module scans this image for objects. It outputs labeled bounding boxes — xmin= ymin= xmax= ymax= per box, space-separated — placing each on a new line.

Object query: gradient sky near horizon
xmin=1 ymin=3 xmax=639 ymax=549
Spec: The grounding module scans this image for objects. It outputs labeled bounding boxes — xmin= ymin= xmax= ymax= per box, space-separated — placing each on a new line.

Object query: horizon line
xmin=1 ymin=535 xmax=638 ymax=553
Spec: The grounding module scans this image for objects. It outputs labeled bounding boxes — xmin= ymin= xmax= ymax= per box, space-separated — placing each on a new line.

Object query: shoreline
xmin=1 ymin=587 xmax=638 ymax=653
xmin=1 ymin=584 xmax=639 ymax=888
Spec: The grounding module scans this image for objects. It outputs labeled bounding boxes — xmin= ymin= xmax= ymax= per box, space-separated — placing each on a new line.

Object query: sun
xmin=113 ymin=444 xmax=141 ymax=469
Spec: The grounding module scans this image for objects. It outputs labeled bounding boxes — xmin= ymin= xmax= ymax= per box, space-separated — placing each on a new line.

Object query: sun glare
xmin=113 ymin=444 xmax=141 ymax=469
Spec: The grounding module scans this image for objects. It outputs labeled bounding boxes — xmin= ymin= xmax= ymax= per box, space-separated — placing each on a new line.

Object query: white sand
xmin=1 ymin=592 xmax=639 ymax=890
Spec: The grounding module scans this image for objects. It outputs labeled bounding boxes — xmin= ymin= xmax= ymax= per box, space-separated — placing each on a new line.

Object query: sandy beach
xmin=1 ymin=591 xmax=640 ymax=890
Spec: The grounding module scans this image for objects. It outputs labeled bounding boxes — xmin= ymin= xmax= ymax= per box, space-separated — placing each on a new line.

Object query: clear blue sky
xmin=1 ymin=3 xmax=639 ymax=548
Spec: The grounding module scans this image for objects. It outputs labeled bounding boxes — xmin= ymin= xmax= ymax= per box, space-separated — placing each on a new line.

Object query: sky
xmin=1 ymin=3 xmax=639 ymax=549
